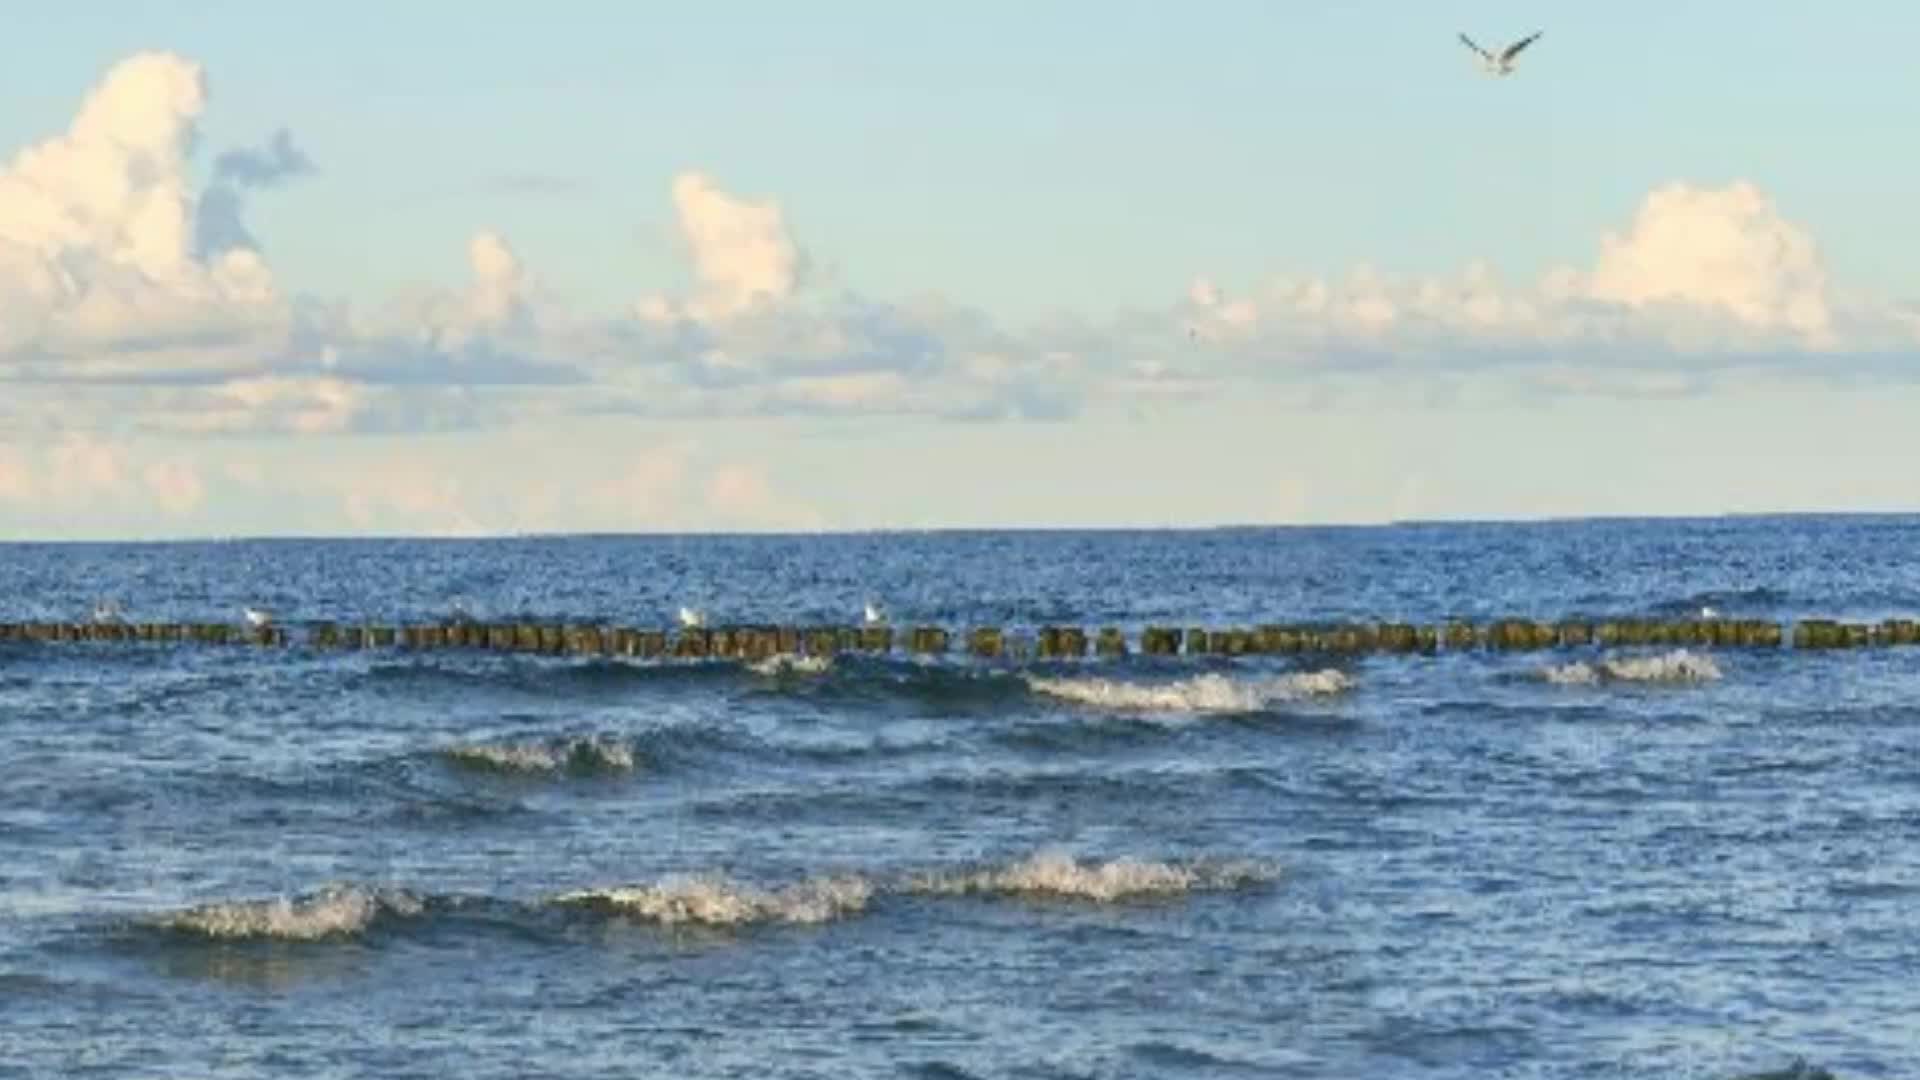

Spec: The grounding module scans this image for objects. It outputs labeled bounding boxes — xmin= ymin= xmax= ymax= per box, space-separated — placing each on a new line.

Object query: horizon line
xmin=2 ymin=507 xmax=1914 ymax=546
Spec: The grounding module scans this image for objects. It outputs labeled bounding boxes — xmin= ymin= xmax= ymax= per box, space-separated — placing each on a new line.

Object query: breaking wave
xmin=904 ymin=850 xmax=1278 ymax=903
xmin=439 ymin=736 xmax=637 ymax=776
xmin=1025 ymin=670 xmax=1353 ymax=713
xmin=1542 ymin=649 xmax=1723 ymax=686
xmin=129 ymin=850 xmax=1275 ymax=945
xmin=745 ymin=653 xmax=834 ymax=677
xmin=146 ymin=884 xmax=425 ymax=941
xmin=551 ymin=873 xmax=872 ymax=927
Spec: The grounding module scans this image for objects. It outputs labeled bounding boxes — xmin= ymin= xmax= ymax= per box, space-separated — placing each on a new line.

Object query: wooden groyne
xmin=0 ymin=617 xmax=1916 ymax=657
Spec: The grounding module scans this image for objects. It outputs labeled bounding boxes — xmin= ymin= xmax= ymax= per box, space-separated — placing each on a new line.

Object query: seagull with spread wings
xmin=1459 ymin=30 xmax=1542 ymax=76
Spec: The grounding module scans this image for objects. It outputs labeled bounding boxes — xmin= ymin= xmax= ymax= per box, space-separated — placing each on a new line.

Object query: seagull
xmin=677 ymin=606 xmax=706 ymax=629
xmin=1459 ymin=30 xmax=1542 ymax=76
xmin=862 ymin=601 xmax=888 ymax=626
xmin=1699 ymin=605 xmax=1719 ymax=620
xmin=243 ymin=606 xmax=272 ymax=629
xmin=91 ymin=599 xmax=124 ymax=624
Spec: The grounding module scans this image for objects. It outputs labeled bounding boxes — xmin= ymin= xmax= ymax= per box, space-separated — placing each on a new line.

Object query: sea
xmin=2 ymin=515 xmax=1915 ymax=1079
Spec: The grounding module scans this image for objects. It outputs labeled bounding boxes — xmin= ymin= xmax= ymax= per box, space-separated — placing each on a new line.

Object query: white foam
xmin=551 ymin=873 xmax=872 ymax=927
xmin=1542 ymin=649 xmax=1723 ymax=686
xmin=442 ymin=736 xmax=636 ymax=775
xmin=1026 ymin=669 xmax=1353 ymax=713
xmin=746 ymin=653 xmax=833 ymax=677
xmin=906 ymin=850 xmax=1277 ymax=903
xmin=151 ymin=885 xmax=422 ymax=941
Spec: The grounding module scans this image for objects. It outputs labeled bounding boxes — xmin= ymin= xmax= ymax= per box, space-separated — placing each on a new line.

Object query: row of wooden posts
xmin=0 ymin=617 xmax=1915 ymax=657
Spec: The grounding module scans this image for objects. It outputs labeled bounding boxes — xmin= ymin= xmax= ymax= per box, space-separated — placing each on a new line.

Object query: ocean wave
xmin=903 ymin=850 xmax=1278 ymax=903
xmin=146 ymin=884 xmax=425 ymax=941
xmin=127 ymin=848 xmax=1277 ymax=947
xmin=361 ymin=656 xmax=736 ymax=697
xmin=1025 ymin=670 xmax=1353 ymax=713
xmin=745 ymin=653 xmax=834 ymax=677
xmin=550 ymin=873 xmax=873 ymax=927
xmin=439 ymin=735 xmax=637 ymax=776
xmin=1542 ymin=649 xmax=1723 ymax=686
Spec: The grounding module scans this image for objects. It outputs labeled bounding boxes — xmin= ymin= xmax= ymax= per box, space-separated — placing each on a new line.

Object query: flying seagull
xmin=1459 ymin=30 xmax=1542 ymax=76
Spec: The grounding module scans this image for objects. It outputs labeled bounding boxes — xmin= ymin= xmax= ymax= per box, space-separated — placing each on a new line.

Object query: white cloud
xmin=1581 ymin=182 xmax=1831 ymax=340
xmin=599 ymin=286 xmax=1089 ymax=421
xmin=645 ymin=171 xmax=805 ymax=321
xmin=186 ymin=374 xmax=367 ymax=434
xmin=466 ymin=231 xmax=528 ymax=327
xmin=1180 ymin=181 xmax=1920 ymax=380
xmin=0 ymin=51 xmax=291 ymax=373
xmin=9 ymin=48 xmax=1919 ymax=466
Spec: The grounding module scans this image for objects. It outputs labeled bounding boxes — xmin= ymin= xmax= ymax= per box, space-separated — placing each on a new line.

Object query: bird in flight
xmin=1459 ymin=30 xmax=1543 ymax=76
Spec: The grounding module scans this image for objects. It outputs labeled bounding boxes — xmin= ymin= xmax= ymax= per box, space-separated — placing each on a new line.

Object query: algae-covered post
xmin=967 ymin=627 xmax=1004 ymax=658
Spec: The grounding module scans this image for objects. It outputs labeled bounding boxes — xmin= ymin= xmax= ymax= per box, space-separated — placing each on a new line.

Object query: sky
xmin=3 ymin=1 xmax=1920 ymax=539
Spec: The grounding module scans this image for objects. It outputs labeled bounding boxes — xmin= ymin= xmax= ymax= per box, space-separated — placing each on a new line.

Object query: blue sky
xmin=2 ymin=3 xmax=1919 ymax=537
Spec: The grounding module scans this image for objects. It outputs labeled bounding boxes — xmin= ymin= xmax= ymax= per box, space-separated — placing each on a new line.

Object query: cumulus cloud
xmin=0 ymin=51 xmax=291 ymax=373
xmin=278 ymin=226 xmax=597 ymax=404
xmin=173 ymin=374 xmax=366 ymax=435
xmin=602 ymin=285 xmax=1088 ymax=421
xmin=462 ymin=231 xmax=530 ymax=331
xmin=643 ymin=171 xmax=806 ymax=321
xmin=11 ymin=50 xmax=1920 ymax=455
xmin=1178 ymin=181 xmax=1918 ymax=387
xmin=1582 ymin=182 xmax=1830 ymax=339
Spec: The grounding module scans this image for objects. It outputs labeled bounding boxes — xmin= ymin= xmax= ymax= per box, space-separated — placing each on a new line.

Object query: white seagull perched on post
xmin=677 ymin=606 xmax=706 ymax=629
xmin=1459 ymin=30 xmax=1542 ymax=76
xmin=243 ymin=606 xmax=272 ymax=629
xmin=862 ymin=601 xmax=888 ymax=627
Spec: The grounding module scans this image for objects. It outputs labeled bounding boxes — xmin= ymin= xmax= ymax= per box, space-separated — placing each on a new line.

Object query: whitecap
xmin=1541 ymin=649 xmax=1722 ymax=686
xmin=1025 ymin=669 xmax=1353 ymax=714
xmin=746 ymin=653 xmax=833 ymax=677
xmin=905 ymin=850 xmax=1277 ymax=904
xmin=441 ymin=736 xmax=636 ymax=775
xmin=551 ymin=873 xmax=872 ymax=927
xmin=149 ymin=884 xmax=423 ymax=941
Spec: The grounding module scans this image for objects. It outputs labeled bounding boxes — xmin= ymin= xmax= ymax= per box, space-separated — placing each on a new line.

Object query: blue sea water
xmin=2 ymin=515 xmax=1917 ymax=1078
